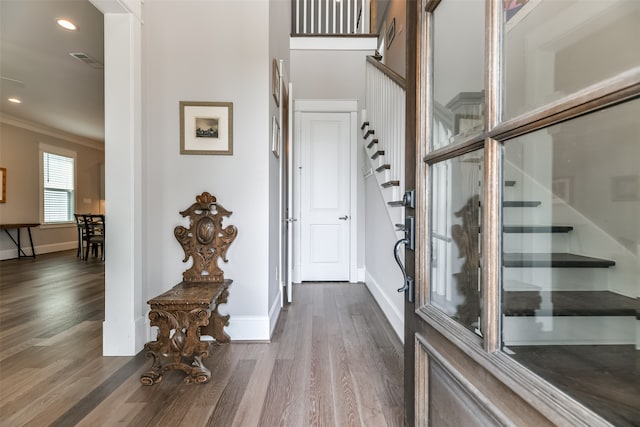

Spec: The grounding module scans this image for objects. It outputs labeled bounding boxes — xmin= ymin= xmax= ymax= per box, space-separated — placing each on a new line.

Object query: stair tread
xmin=360 ymin=121 xmax=369 ymax=130
xmin=381 ymin=180 xmax=400 ymax=188
xmin=371 ymin=150 xmax=384 ymax=160
xmin=388 ymin=200 xmax=404 ymax=207
xmin=367 ymin=138 xmax=379 ymax=149
xmin=504 ymin=201 xmax=542 ymax=207
xmin=505 ymin=180 xmax=516 ymax=187
xmin=503 ymin=252 xmax=616 ymax=268
xmin=503 ymin=290 xmax=636 ymax=317
xmin=503 ymin=225 xmax=574 ymax=233
xmin=364 ymin=129 xmax=374 ymax=138
xmin=375 ymin=164 xmax=390 ymax=172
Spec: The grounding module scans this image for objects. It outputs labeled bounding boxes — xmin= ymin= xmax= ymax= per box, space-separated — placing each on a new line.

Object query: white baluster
xmin=303 ymin=0 xmax=307 ymax=34
xmin=311 ymin=0 xmax=315 ymax=33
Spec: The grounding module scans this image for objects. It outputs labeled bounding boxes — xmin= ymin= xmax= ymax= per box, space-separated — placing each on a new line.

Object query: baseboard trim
xmin=227 ymin=315 xmax=271 ymax=342
xmin=269 ymin=291 xmax=282 ymax=339
xmin=0 ymin=241 xmax=76 ymax=260
xmin=365 ymin=270 xmax=404 ymax=343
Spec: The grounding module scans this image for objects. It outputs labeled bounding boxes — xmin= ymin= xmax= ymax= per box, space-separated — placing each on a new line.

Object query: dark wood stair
xmin=503 ymin=225 xmax=574 ymax=233
xmin=505 ymin=180 xmax=516 ymax=187
xmin=381 ymin=180 xmax=399 ymax=188
xmin=503 ymin=290 xmax=636 ymax=317
xmin=503 ymin=252 xmax=616 ymax=268
xmin=375 ymin=164 xmax=390 ymax=173
xmin=371 ymin=150 xmax=384 ymax=160
xmin=360 ymin=121 xmax=369 ymax=130
xmin=367 ymin=138 xmax=379 ymax=149
xmin=504 ymin=201 xmax=542 ymax=207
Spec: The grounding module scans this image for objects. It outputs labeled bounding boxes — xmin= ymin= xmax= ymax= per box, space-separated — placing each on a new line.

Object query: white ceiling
xmin=0 ymin=0 xmax=104 ymax=142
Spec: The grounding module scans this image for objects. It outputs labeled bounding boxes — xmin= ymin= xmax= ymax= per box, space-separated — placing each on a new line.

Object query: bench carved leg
xmin=141 ymin=307 xmax=212 ymax=385
xmin=203 ymin=289 xmax=231 ymax=343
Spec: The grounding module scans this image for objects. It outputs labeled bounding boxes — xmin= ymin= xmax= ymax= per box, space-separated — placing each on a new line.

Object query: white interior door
xmin=299 ymin=112 xmax=351 ymax=281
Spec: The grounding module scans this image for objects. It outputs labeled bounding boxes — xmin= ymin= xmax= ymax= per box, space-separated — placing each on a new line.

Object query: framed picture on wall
xmin=272 ymin=115 xmax=280 ymax=158
xmin=0 ymin=167 xmax=5 ymax=203
xmin=272 ymin=58 xmax=280 ymax=107
xmin=180 ymin=101 xmax=233 ymax=155
xmin=386 ymin=18 xmax=396 ymax=49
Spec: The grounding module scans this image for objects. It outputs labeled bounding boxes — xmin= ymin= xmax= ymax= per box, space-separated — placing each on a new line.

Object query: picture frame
xmin=386 ymin=17 xmax=396 ymax=49
xmin=271 ymin=115 xmax=280 ymax=158
xmin=272 ymin=58 xmax=280 ymax=107
xmin=552 ymin=177 xmax=572 ymax=204
xmin=180 ymin=101 xmax=233 ymax=155
xmin=611 ymin=175 xmax=639 ymax=201
xmin=0 ymin=167 xmax=5 ymax=203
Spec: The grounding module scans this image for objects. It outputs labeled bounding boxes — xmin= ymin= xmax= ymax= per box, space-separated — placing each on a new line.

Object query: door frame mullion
xmin=482 ymin=0 xmax=503 ymax=354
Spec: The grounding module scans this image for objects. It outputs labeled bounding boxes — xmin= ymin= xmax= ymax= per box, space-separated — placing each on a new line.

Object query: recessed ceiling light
xmin=8 ymin=98 xmax=22 ymax=104
xmin=57 ymin=19 xmax=77 ymax=31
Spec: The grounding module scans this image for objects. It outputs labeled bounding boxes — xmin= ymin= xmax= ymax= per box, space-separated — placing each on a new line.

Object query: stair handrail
xmin=366 ymin=56 xmax=406 ymax=90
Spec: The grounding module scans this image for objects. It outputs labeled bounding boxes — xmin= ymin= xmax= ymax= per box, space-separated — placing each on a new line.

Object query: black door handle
xmin=394 ymin=238 xmax=415 ymax=303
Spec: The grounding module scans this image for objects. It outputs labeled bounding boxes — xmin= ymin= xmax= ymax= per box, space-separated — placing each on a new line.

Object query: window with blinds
xmin=43 ymin=152 xmax=75 ymax=223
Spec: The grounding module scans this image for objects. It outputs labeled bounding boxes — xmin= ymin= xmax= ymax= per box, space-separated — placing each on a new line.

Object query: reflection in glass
xmin=432 ymin=1 xmax=485 ymax=150
xmin=504 ymin=0 xmax=640 ymax=119
xmin=501 ymin=99 xmax=640 ymax=425
xmin=430 ymin=149 xmax=484 ymax=335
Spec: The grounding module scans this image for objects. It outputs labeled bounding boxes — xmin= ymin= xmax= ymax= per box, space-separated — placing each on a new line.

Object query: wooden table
xmin=141 ymin=279 xmax=232 ymax=385
xmin=0 ymin=223 xmax=39 ymax=259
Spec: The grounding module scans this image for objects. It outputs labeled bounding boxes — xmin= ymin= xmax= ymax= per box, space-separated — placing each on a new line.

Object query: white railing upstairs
xmin=293 ymin=0 xmax=371 ymax=35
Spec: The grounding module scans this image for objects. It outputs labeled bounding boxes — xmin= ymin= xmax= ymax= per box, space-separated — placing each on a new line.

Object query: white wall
xmin=379 ymin=0 xmax=406 ymax=77
xmin=364 ymin=168 xmax=405 ymax=341
xmin=141 ymin=1 xmax=272 ymax=341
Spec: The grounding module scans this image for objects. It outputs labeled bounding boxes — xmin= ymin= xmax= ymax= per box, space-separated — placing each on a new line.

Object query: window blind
xmin=43 ymin=152 xmax=74 ymax=222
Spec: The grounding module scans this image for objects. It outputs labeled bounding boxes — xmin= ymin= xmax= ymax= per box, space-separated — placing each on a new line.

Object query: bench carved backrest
xmin=174 ymin=192 xmax=237 ymax=283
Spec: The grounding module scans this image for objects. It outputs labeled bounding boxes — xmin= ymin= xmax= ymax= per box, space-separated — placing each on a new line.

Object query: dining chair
xmin=82 ymin=214 xmax=105 ymax=261
xmin=74 ymin=214 xmax=88 ymax=258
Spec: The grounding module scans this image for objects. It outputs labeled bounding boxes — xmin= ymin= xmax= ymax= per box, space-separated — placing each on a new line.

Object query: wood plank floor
xmin=0 ymin=250 xmax=404 ymax=426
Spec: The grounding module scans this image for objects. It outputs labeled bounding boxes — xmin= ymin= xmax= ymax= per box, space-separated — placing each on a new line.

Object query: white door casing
xmin=286 ymin=82 xmax=294 ymax=302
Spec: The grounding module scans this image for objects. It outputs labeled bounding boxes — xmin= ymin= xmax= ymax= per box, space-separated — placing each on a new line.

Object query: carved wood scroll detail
xmin=174 ymin=192 xmax=238 ymax=283
xmin=452 ymin=195 xmax=481 ymax=330
xmin=140 ymin=280 xmax=232 ymax=385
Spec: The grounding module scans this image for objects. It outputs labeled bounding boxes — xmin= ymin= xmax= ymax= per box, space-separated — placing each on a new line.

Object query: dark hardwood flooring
xmin=0 ymin=250 xmax=403 ymax=426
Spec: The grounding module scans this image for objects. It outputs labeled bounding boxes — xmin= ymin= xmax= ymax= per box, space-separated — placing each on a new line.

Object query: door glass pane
xmin=431 ymin=149 xmax=484 ymax=335
xmin=432 ymin=1 xmax=485 ymax=150
xmin=501 ymin=99 xmax=640 ymax=425
xmin=504 ymin=0 xmax=640 ymax=119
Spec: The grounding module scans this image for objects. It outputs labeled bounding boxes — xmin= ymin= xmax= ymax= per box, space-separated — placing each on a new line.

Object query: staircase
xmin=502 ymin=176 xmax=638 ymax=346
xmin=363 ymin=57 xmax=406 ymax=236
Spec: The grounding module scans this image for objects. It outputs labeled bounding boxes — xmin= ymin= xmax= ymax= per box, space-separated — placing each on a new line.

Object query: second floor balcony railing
xmin=292 ymin=0 xmax=372 ymax=35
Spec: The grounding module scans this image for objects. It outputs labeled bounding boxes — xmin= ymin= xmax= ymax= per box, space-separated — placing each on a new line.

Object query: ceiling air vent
xmin=69 ymin=52 xmax=103 ymax=69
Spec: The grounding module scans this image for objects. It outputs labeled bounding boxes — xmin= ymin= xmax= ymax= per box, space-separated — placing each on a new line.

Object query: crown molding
xmin=0 ymin=114 xmax=104 ymax=151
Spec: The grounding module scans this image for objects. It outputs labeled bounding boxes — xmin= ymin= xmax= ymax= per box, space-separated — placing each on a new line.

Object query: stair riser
xmin=503 ymin=316 xmax=636 ymax=346
xmin=382 ymin=185 xmax=402 ymax=201
xmin=503 ymin=208 xmax=552 ymax=225
xmin=503 ymin=234 xmax=569 ymax=253
xmin=503 ymin=268 xmax=609 ymax=291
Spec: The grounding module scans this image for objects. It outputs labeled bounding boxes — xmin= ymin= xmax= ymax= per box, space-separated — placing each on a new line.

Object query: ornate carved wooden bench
xmin=141 ymin=192 xmax=237 ymax=385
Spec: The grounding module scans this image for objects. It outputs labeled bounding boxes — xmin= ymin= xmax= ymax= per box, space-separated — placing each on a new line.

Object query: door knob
xmin=338 ymin=215 xmax=350 ymax=220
